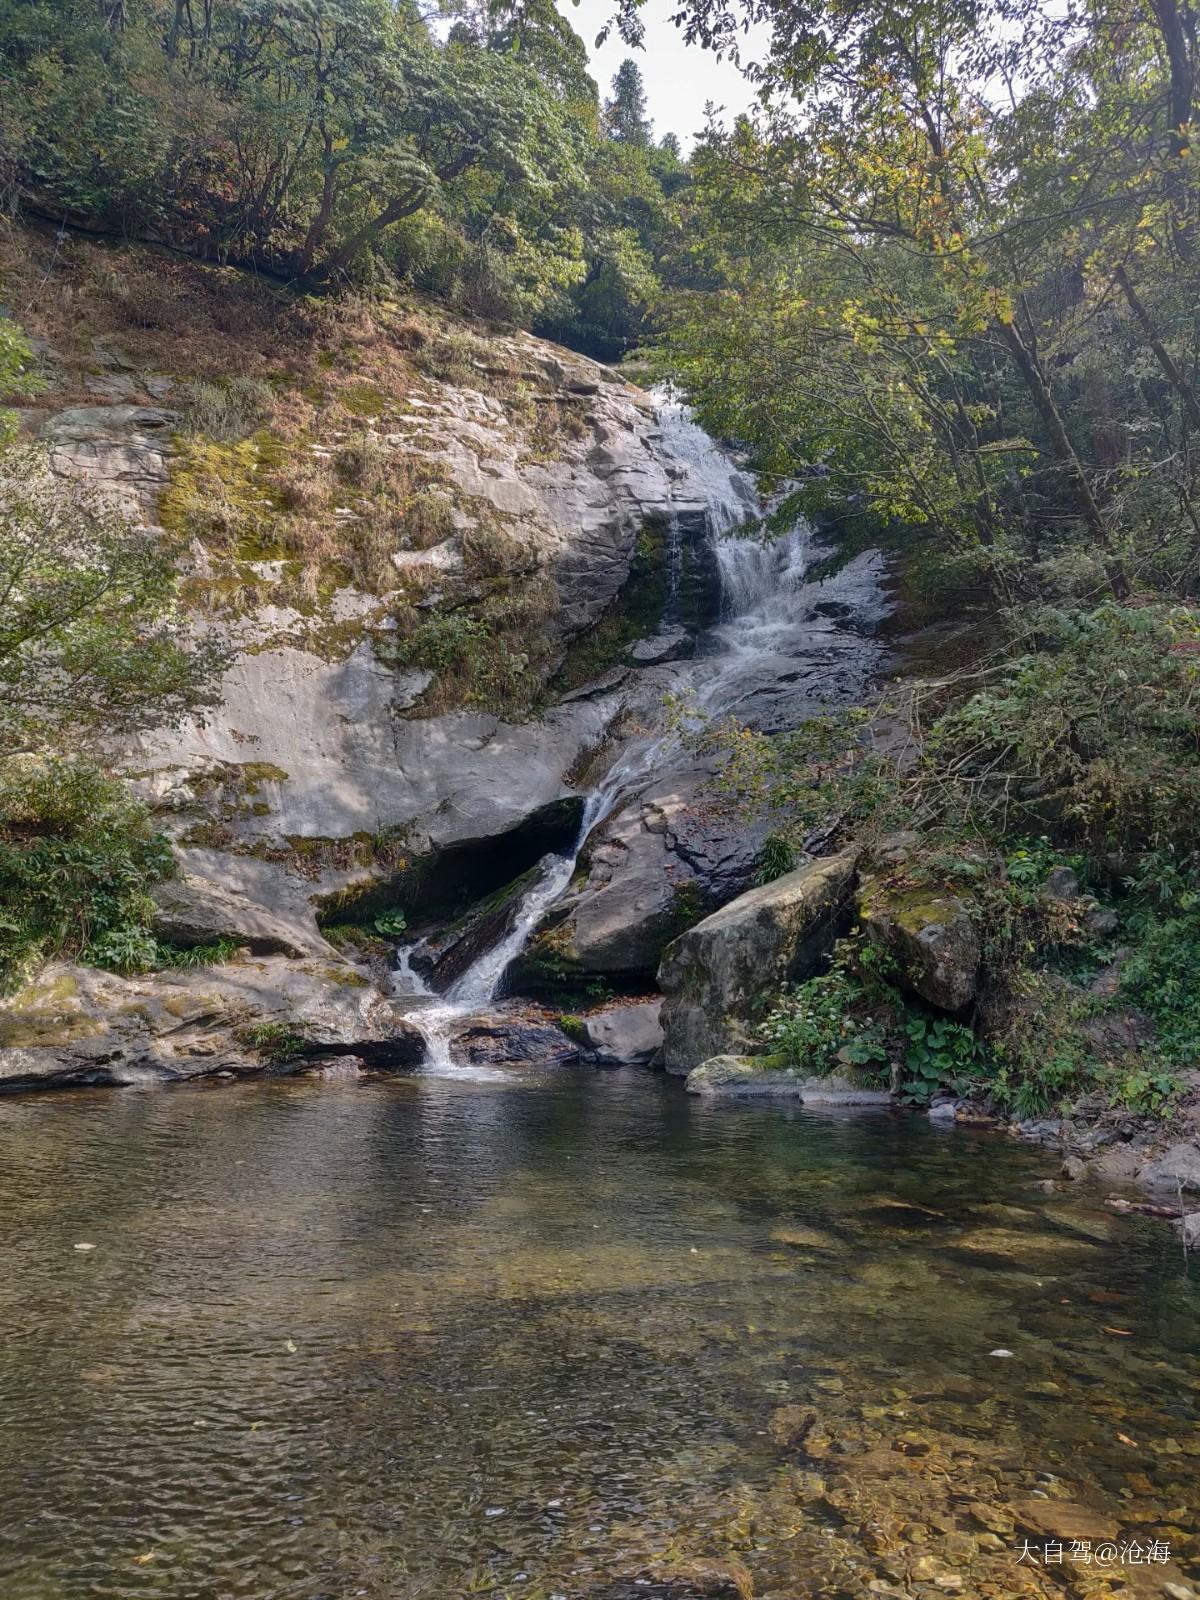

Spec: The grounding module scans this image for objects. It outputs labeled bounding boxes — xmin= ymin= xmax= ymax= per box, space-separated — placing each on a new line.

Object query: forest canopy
xmin=0 ymin=0 xmax=692 ymax=356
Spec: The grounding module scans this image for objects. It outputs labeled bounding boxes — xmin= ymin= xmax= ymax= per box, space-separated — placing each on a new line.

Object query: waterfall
xmin=393 ymin=395 xmax=879 ymax=1074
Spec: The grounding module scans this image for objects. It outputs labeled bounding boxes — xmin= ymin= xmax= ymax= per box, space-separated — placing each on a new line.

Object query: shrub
xmin=0 ymin=760 xmax=173 ymax=989
xmin=925 ymin=603 xmax=1200 ymax=857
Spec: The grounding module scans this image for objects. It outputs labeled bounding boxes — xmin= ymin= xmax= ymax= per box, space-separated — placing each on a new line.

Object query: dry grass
xmin=2 ymin=219 xmax=596 ymax=713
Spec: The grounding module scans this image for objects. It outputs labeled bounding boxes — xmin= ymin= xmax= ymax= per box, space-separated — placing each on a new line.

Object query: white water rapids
xmin=393 ymin=400 xmax=887 ymax=1074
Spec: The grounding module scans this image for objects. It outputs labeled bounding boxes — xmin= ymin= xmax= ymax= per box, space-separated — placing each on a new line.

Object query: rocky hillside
xmin=0 ymin=224 xmax=761 ymax=1085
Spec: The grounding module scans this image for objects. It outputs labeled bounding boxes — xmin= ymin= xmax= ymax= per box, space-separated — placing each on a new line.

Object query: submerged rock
xmin=1007 ymin=1497 xmax=1119 ymax=1543
xmin=685 ymin=1054 xmax=805 ymax=1096
xmin=658 ymin=848 xmax=859 ymax=1072
xmin=684 ymin=1054 xmax=890 ymax=1104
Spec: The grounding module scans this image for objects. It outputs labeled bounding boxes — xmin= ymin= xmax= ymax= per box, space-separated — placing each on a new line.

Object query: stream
xmin=394 ymin=400 xmax=889 ymax=1072
xmin=0 ymin=1069 xmax=1195 ymax=1599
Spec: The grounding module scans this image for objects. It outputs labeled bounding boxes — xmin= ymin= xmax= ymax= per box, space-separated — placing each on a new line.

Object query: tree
xmin=0 ymin=0 xmax=589 ymax=283
xmin=604 ymin=57 xmax=652 ymax=146
xmin=0 ymin=449 xmax=228 ymax=759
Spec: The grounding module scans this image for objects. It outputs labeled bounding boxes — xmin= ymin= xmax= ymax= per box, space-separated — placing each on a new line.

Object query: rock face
xmin=582 ymin=999 xmax=663 ymax=1066
xmin=0 ymin=958 xmax=422 ymax=1090
xmin=150 ymin=870 xmax=329 ymax=959
xmin=657 ymin=848 xmax=860 ymax=1074
xmin=522 ymin=772 xmax=766 ymax=983
xmin=859 ymin=879 xmax=980 ymax=1012
xmin=39 ymin=404 xmax=177 ymax=520
xmin=29 ymin=313 xmax=760 ymax=974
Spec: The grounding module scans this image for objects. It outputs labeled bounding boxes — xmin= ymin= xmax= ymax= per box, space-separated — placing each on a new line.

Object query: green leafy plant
xmin=239 ymin=1020 xmax=309 ymax=1063
xmin=0 ymin=759 xmax=173 ymax=991
xmin=373 ymin=908 xmax=408 ymax=938
xmin=900 ymin=1015 xmax=984 ymax=1104
xmin=753 ymin=833 xmax=797 ymax=886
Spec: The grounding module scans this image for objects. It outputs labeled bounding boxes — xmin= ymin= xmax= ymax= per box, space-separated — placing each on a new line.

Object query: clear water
xmin=0 ymin=1070 xmax=1195 ymax=1600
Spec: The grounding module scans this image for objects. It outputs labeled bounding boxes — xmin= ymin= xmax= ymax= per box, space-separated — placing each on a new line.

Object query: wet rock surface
xmin=527 ymin=772 xmax=766 ymax=982
xmin=447 ymin=1006 xmax=580 ymax=1067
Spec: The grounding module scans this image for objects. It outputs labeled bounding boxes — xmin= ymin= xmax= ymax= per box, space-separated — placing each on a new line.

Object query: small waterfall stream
xmin=394 ymin=400 xmax=884 ymax=1073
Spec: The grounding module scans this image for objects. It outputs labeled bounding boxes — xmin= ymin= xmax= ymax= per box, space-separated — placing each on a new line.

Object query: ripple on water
xmin=0 ymin=1069 xmax=1195 ymax=1600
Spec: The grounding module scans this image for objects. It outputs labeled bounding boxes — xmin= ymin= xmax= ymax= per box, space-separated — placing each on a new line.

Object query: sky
xmin=557 ymin=0 xmax=770 ymax=148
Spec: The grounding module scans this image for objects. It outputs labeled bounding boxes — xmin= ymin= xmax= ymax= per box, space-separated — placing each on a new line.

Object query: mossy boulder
xmin=858 ymin=876 xmax=980 ymax=1012
xmin=657 ymin=848 xmax=860 ymax=1073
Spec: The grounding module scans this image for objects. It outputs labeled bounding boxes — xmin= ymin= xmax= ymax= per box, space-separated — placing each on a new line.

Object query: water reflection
xmin=0 ymin=1071 xmax=1195 ymax=1599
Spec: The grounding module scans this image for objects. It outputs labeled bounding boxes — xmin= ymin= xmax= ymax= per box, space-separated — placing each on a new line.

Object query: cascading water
xmin=394 ymin=398 xmax=886 ymax=1073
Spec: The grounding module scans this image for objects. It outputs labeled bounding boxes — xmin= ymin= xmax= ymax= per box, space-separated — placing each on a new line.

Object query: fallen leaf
xmin=1117 ymin=1433 xmax=1139 ymax=1447
xmin=1102 ymin=1326 xmax=1133 ymax=1336
xmin=133 ymin=1552 xmax=156 ymax=1565
xmin=284 ymin=1338 xmax=297 ymax=1354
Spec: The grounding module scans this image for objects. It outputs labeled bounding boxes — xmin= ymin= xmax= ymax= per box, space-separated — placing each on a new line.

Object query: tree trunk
xmin=996 ymin=317 xmax=1130 ymax=598
xmin=1116 ymin=263 xmax=1200 ymax=433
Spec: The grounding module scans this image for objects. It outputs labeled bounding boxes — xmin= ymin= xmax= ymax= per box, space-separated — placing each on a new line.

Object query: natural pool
xmin=0 ymin=1068 xmax=1195 ymax=1600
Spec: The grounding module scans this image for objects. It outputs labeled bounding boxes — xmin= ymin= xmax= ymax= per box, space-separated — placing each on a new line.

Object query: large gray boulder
xmin=0 ymin=957 xmax=422 ymax=1090
xmin=582 ymin=999 xmax=663 ymax=1065
xmin=525 ymin=772 xmax=765 ymax=981
xmin=657 ymin=848 xmax=859 ymax=1074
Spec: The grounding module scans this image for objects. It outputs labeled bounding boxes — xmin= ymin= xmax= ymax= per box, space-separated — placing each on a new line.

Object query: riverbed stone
xmin=658 ymin=848 xmax=860 ymax=1072
xmin=1007 ymin=1498 xmax=1119 ymax=1543
xmin=0 ymin=957 xmax=422 ymax=1089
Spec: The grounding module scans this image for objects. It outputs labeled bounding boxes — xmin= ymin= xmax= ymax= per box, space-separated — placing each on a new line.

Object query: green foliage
xmin=0 ymin=446 xmax=228 ymax=759
xmin=238 ymin=1020 xmax=309 ymax=1062
xmin=753 ymin=833 xmax=796 ymax=886
xmin=1119 ymin=902 xmax=1200 ymax=1072
xmin=557 ymin=1012 xmax=587 ymax=1042
xmin=925 ymin=605 xmax=1200 ymax=856
xmin=373 ymin=908 xmax=408 ymax=938
xmin=155 ymin=938 xmax=241 ymax=970
xmin=603 ymin=58 xmax=652 ymax=146
xmin=899 ymin=1015 xmax=983 ymax=1105
xmin=759 ymin=941 xmax=892 ymax=1078
xmin=0 ymin=759 xmax=172 ymax=988
xmin=0 ymin=315 xmax=44 ymax=438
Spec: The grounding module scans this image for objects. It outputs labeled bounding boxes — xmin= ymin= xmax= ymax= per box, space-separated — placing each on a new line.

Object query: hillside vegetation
xmin=1 ymin=0 xmax=1200 ymax=1118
